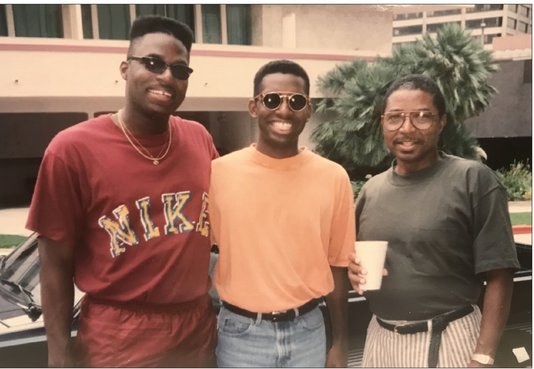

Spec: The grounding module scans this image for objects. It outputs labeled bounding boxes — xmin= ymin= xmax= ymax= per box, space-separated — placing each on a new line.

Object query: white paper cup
xmin=355 ymin=241 xmax=388 ymax=290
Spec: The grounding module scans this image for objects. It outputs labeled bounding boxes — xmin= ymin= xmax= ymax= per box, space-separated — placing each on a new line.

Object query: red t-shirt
xmin=27 ymin=114 xmax=218 ymax=304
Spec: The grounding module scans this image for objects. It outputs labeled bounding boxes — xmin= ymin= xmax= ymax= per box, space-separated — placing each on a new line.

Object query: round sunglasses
xmin=254 ymin=92 xmax=310 ymax=112
xmin=127 ymin=56 xmax=193 ymax=80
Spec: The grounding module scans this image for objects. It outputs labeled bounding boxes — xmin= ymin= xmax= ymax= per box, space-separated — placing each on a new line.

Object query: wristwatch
xmin=471 ymin=353 xmax=495 ymax=365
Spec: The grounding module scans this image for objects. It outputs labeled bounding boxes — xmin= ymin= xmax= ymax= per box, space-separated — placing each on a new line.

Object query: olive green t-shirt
xmin=356 ymin=153 xmax=519 ymax=320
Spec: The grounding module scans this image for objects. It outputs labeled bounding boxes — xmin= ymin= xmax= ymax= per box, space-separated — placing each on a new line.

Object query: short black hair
xmin=253 ymin=59 xmax=310 ymax=96
xmin=129 ymin=15 xmax=193 ymax=54
xmin=382 ymin=74 xmax=446 ymax=117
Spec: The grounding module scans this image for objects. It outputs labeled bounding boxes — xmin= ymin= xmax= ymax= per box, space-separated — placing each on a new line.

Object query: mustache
xmin=393 ymin=136 xmax=420 ymax=143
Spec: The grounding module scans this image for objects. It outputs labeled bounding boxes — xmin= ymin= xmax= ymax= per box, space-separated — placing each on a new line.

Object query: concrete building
xmin=465 ymin=34 xmax=532 ymax=170
xmin=0 ymin=4 xmax=394 ymax=206
xmin=392 ymin=4 xmax=532 ymax=48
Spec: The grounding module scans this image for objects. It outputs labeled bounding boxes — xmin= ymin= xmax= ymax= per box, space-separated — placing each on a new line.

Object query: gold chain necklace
xmin=117 ymin=110 xmax=172 ymax=165
xmin=121 ymin=119 xmax=169 ymax=159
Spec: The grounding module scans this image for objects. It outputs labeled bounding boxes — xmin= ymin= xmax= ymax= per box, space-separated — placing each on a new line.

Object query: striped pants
xmin=361 ymin=306 xmax=481 ymax=367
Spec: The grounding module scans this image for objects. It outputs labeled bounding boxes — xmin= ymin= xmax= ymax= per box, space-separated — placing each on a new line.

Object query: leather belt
xmin=222 ymin=300 xmax=318 ymax=323
xmin=376 ymin=305 xmax=474 ymax=367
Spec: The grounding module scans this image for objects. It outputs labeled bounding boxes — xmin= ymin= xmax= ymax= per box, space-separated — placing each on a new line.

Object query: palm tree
xmin=311 ymin=24 xmax=498 ymax=179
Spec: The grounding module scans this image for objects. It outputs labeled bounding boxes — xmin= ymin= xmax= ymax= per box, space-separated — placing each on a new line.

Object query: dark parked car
xmin=0 ymin=234 xmax=531 ymax=367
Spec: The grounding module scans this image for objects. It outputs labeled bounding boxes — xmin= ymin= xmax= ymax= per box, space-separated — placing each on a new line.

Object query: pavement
xmin=0 ymin=207 xmax=31 ymax=237
xmin=508 ymin=200 xmax=532 ymax=214
xmin=510 ymin=201 xmax=532 ymax=245
xmin=0 ymin=202 xmax=531 ymax=256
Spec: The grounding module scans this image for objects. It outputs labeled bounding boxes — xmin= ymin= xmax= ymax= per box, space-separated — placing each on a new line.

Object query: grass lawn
xmin=0 ymin=234 xmax=26 ymax=248
xmin=511 ymin=212 xmax=532 ymax=226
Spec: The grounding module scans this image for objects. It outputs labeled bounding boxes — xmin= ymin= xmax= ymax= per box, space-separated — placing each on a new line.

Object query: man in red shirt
xmin=27 ymin=15 xmax=218 ymax=367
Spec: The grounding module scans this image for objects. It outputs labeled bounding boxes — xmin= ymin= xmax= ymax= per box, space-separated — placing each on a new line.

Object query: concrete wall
xmin=0 ymin=40 xmax=382 ymax=114
xmin=257 ymin=5 xmax=392 ymax=54
xmin=465 ymin=59 xmax=532 ymax=138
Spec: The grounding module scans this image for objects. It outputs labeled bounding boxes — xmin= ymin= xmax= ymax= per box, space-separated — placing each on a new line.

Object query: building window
xmin=394 ymin=12 xmax=423 ymax=21
xmin=0 ymin=5 xmax=7 ymax=36
xmin=518 ymin=5 xmax=530 ymax=17
xmin=509 ymin=4 xmax=518 ymax=13
xmin=393 ymin=41 xmax=417 ymax=49
xmin=3 ymin=4 xmax=252 ymax=45
xmin=201 ymin=5 xmax=221 ymax=44
xmin=428 ymin=9 xmax=462 ymax=17
xmin=97 ymin=4 xmax=130 ymax=40
xmin=507 ymin=17 xmax=517 ymax=30
xmin=81 ymin=5 xmax=93 ymax=39
xmin=466 ymin=17 xmax=502 ymax=29
xmin=393 ymin=25 xmax=423 ymax=36
xmin=136 ymin=4 xmax=195 ymax=34
xmin=466 ymin=4 xmax=503 ymax=13
xmin=518 ymin=21 xmax=529 ymax=33
xmin=13 ymin=4 xmax=63 ymax=38
xmin=486 ymin=17 xmax=503 ymax=27
xmin=226 ymin=4 xmax=251 ymax=45
xmin=427 ymin=21 xmax=461 ymax=33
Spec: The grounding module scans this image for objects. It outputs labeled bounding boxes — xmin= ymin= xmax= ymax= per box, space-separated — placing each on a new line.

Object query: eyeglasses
xmin=254 ymin=92 xmax=309 ymax=112
xmin=381 ymin=111 xmax=438 ymax=131
xmin=127 ymin=56 xmax=193 ymax=80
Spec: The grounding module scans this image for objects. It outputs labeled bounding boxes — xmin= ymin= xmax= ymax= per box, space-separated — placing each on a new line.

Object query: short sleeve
xmin=328 ymin=171 xmax=356 ymax=267
xmin=471 ymin=168 xmax=520 ymax=274
xmin=26 ymin=144 xmax=84 ymax=247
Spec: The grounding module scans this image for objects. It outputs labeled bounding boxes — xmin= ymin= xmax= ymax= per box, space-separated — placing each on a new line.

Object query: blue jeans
xmin=216 ymin=305 xmax=326 ymax=367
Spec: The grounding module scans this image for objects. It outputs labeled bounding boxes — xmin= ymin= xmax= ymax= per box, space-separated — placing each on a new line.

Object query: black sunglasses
xmin=127 ymin=56 xmax=193 ymax=80
xmin=254 ymin=92 xmax=309 ymax=112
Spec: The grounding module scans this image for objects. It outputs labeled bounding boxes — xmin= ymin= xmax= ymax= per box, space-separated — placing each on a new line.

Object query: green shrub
xmin=496 ymin=161 xmax=532 ymax=201
xmin=351 ymin=180 xmax=367 ymax=201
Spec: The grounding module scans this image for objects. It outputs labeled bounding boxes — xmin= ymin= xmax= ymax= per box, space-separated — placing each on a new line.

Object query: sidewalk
xmin=508 ymin=200 xmax=532 ymax=214
xmin=0 ymin=207 xmax=31 ymax=237
xmin=509 ymin=201 xmax=532 ymax=245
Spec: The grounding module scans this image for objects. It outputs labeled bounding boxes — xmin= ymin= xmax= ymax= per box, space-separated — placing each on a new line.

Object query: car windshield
xmin=0 ymin=233 xmax=41 ymax=306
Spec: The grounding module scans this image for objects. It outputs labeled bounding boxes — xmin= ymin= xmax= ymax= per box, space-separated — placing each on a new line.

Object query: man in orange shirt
xmin=209 ymin=59 xmax=355 ymax=367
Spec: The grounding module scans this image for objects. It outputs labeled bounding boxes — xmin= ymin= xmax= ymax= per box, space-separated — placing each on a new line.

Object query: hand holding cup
xmin=349 ymin=241 xmax=388 ymax=294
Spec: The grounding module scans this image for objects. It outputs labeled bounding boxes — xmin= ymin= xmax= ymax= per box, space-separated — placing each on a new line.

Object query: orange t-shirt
xmin=210 ymin=146 xmax=355 ymax=312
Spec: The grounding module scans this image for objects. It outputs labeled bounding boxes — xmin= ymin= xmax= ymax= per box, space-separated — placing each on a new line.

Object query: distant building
xmin=466 ymin=34 xmax=532 ymax=170
xmin=392 ymin=4 xmax=532 ymax=49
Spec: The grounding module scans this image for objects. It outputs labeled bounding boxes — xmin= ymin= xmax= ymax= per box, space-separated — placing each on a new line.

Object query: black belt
xmin=222 ymin=300 xmax=318 ymax=322
xmin=376 ymin=305 xmax=474 ymax=367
